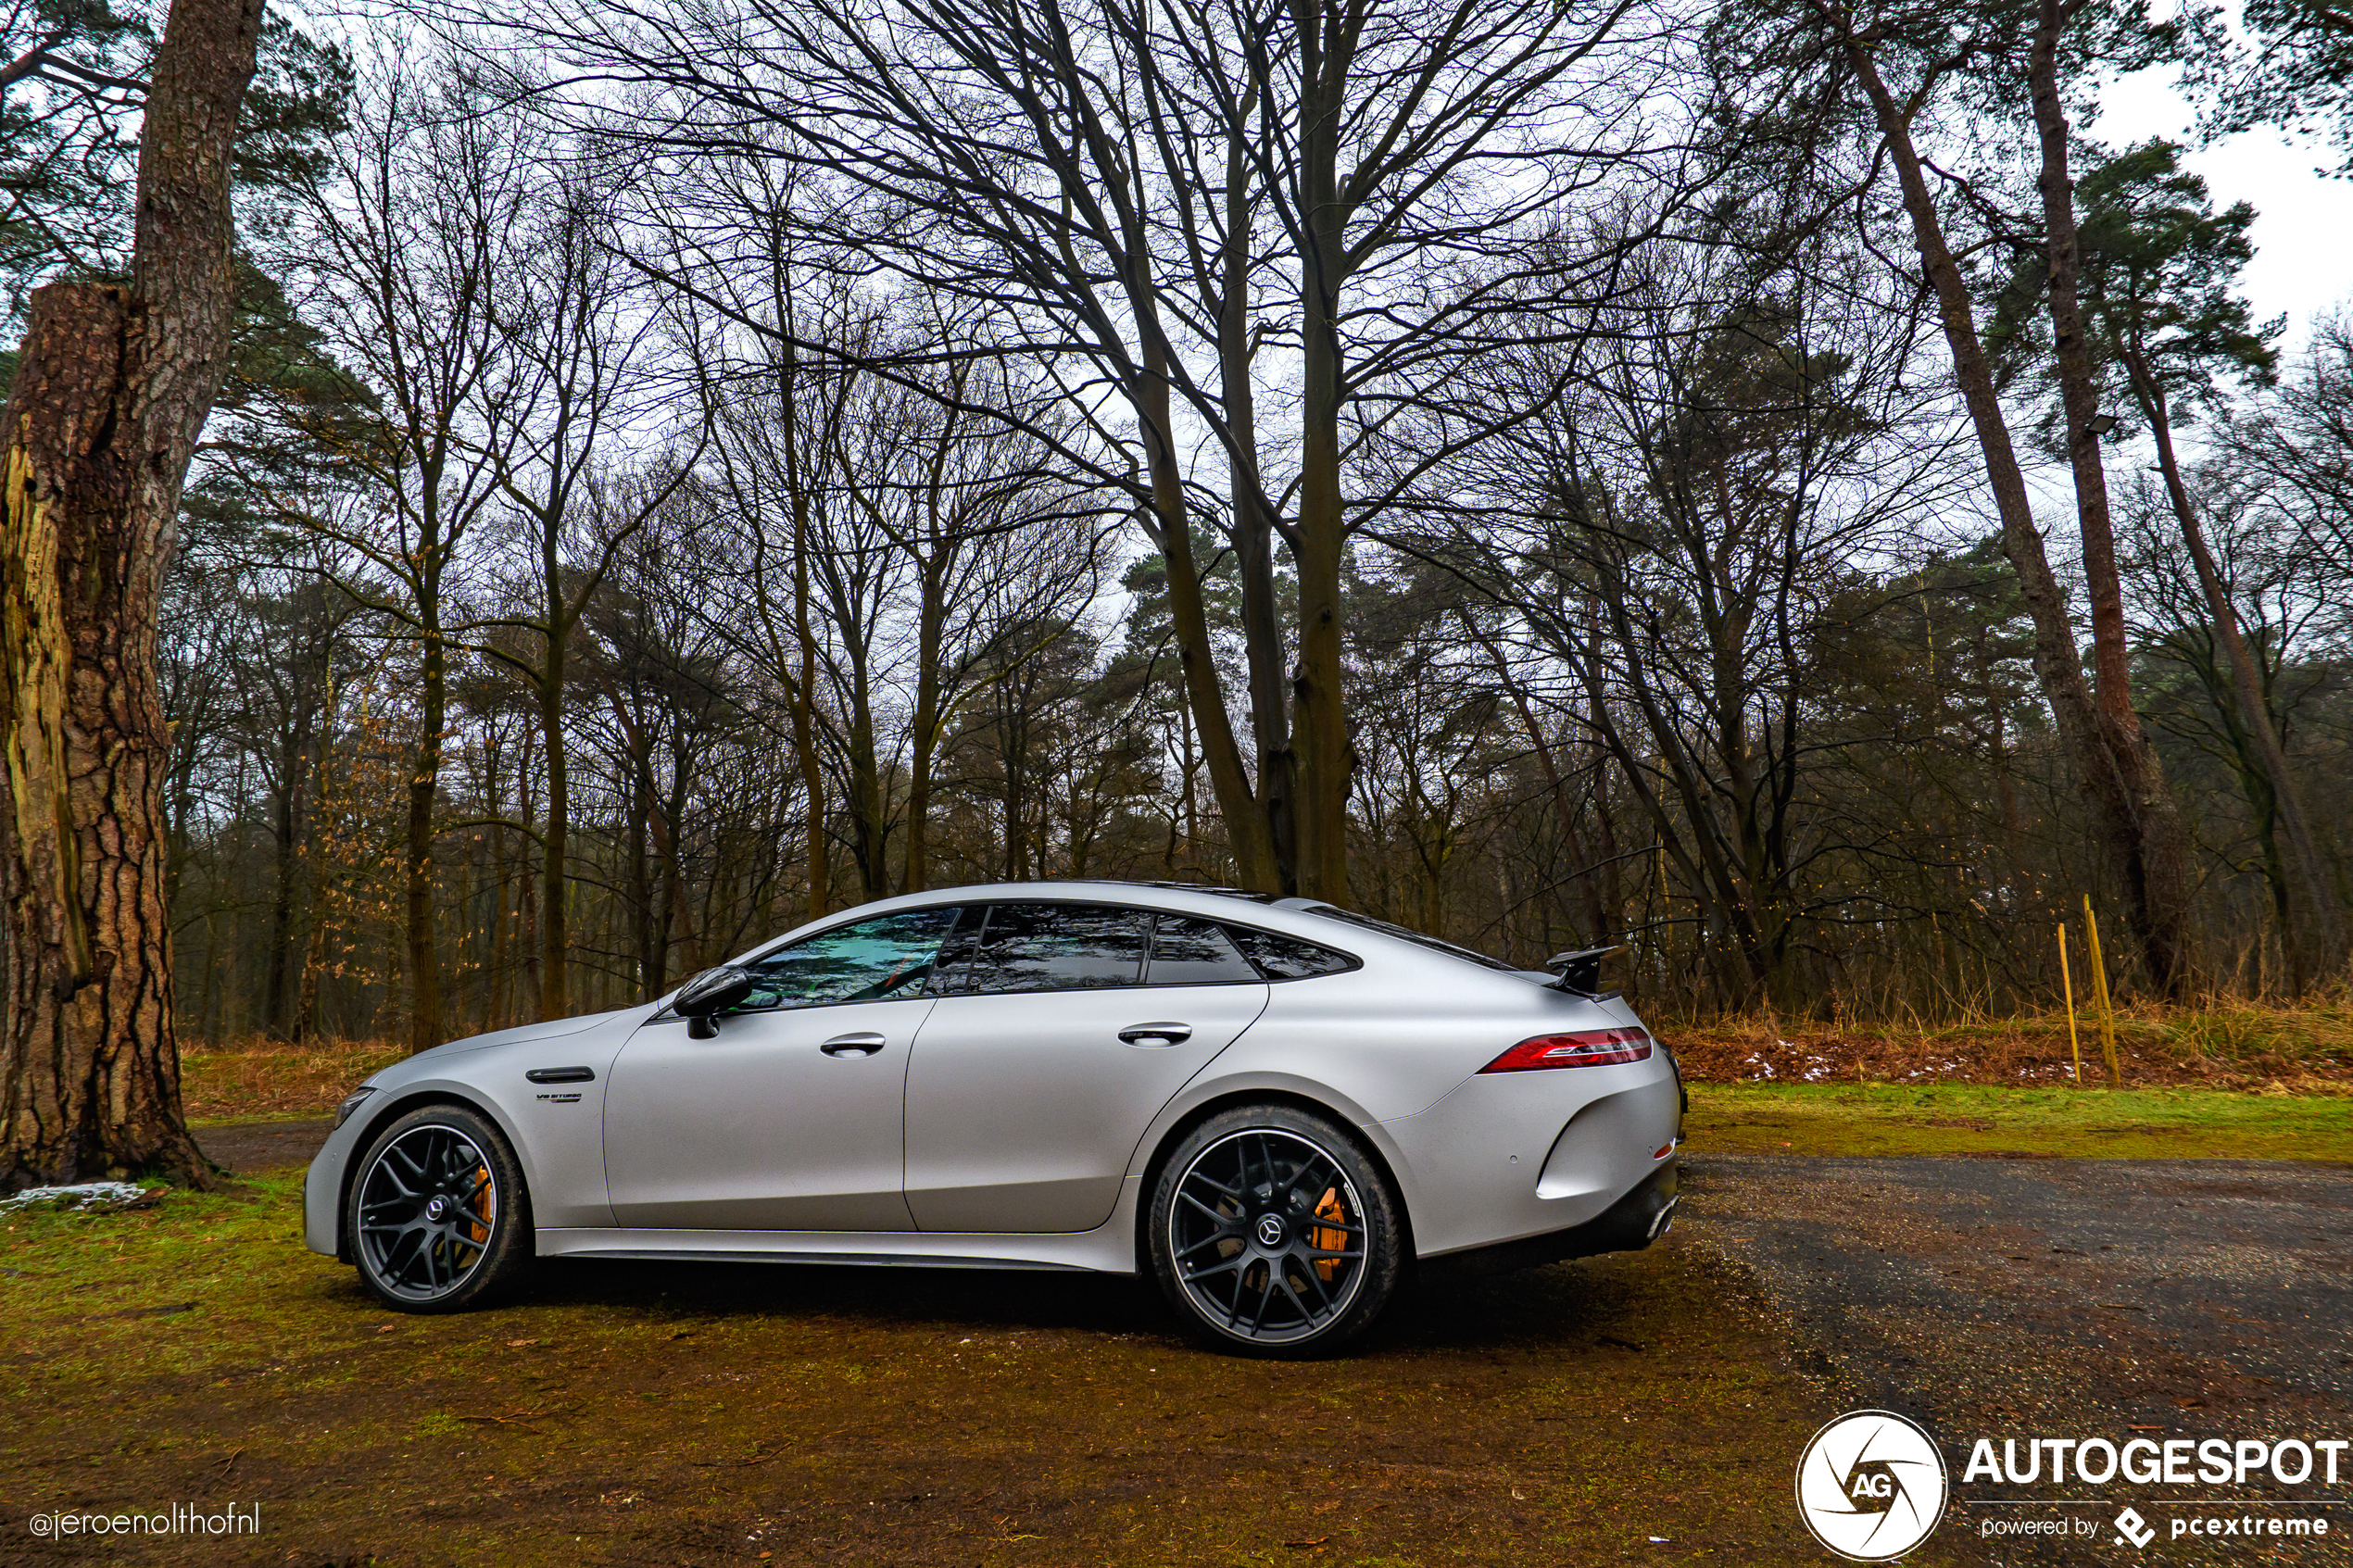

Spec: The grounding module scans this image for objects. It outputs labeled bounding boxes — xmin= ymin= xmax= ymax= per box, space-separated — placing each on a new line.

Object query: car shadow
xmin=522 ymin=1253 xmax=1183 ymax=1339
xmin=500 ymin=1246 xmax=1668 ymax=1359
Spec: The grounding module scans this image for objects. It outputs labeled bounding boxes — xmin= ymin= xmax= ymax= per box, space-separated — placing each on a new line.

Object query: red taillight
xmin=1478 ymin=1029 xmax=1654 ymax=1073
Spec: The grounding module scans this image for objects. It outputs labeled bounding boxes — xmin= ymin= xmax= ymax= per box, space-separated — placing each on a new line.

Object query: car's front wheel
xmin=1147 ymin=1104 xmax=1404 ymax=1357
xmin=346 ymin=1104 xmax=533 ymax=1312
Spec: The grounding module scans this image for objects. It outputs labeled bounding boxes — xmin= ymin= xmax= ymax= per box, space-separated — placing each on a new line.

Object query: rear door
xmin=903 ymin=904 xmax=1268 ymax=1233
xmin=603 ymin=906 xmax=962 ymax=1231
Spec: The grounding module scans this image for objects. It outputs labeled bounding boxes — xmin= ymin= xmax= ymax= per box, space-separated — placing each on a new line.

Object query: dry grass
xmin=1661 ymin=998 xmax=2353 ymax=1088
xmin=180 ymin=1037 xmax=407 ymax=1122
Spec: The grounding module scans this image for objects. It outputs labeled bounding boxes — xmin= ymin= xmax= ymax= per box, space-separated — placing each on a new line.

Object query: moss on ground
xmin=0 ymin=1156 xmax=1971 ymax=1566
xmin=1684 ymin=1082 xmax=2353 ymax=1160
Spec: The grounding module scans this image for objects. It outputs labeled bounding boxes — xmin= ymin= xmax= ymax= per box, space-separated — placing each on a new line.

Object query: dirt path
xmin=194 ymin=1118 xmax=333 ymax=1177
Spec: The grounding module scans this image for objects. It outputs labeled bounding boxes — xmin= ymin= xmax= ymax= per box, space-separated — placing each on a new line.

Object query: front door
xmin=603 ymin=905 xmax=963 ymax=1231
xmin=904 ymin=905 xmax=1269 ymax=1233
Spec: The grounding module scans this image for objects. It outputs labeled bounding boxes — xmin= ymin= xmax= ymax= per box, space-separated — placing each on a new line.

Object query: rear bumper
xmin=1425 ymin=1160 xmax=1680 ymax=1275
xmin=1380 ymin=1056 xmax=1682 ymax=1257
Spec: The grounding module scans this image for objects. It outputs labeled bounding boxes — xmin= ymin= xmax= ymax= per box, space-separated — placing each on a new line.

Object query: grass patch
xmin=1685 ymin=1081 xmax=2353 ymax=1160
xmin=0 ymin=1150 xmax=1960 ymax=1566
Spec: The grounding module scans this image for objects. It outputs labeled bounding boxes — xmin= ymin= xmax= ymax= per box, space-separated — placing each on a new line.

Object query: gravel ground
xmin=1680 ymin=1154 xmax=2353 ymax=1562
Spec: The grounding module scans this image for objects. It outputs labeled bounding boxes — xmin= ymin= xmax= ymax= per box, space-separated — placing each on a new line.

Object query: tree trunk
xmin=405 ymin=624 xmax=445 ymax=1049
xmin=1216 ymin=99 xmax=1298 ymax=893
xmin=2129 ymin=349 xmax=2347 ymax=983
xmin=262 ymin=763 xmax=297 ymax=1037
xmin=0 ymin=0 xmax=262 ymax=1189
xmin=538 ymin=646 xmax=569 ymax=1021
xmin=2024 ymin=6 xmax=2198 ymax=993
xmin=1133 ymin=360 xmax=1281 ymax=894
xmin=626 ymin=728 xmax=657 ymax=999
xmin=1842 ymin=33 xmax=2191 ymax=995
xmin=905 ymin=562 xmax=944 ymax=895
xmin=844 ymin=639 xmax=887 ymax=901
xmin=1290 ymin=37 xmax=1353 ymax=906
xmin=791 ymin=490 xmax=828 ymax=922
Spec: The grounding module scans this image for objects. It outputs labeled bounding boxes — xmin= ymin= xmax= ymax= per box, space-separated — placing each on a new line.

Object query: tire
xmin=346 ymin=1104 xmax=533 ymax=1313
xmin=1146 ymin=1104 xmax=1405 ymax=1358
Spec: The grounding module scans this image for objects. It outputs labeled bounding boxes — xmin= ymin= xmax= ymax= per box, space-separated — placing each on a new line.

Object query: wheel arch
xmin=1129 ymin=1087 xmax=1416 ymax=1275
xmin=333 ymin=1088 xmax=527 ymax=1263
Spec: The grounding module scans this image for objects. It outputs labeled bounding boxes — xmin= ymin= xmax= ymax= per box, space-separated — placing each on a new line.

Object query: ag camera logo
xmin=1796 ymin=1410 xmax=1950 ymax=1561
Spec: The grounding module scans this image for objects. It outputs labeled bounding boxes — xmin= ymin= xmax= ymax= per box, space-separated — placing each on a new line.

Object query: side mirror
xmin=673 ymin=965 xmax=757 ymax=1039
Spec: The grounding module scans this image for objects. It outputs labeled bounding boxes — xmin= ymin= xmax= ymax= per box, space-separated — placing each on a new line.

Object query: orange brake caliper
xmin=1313 ymin=1189 xmax=1349 ymax=1281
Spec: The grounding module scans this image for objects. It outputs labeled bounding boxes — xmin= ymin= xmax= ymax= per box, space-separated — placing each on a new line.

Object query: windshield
xmin=1302 ymin=906 xmax=1521 ymax=973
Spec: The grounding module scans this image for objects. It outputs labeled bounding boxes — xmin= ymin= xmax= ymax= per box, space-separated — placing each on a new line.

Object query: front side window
xmin=949 ymin=903 xmax=1149 ymax=994
xmin=734 ymin=907 xmax=963 ymax=1011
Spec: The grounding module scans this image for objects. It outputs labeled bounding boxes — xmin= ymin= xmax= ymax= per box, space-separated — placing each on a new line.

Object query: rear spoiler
xmin=1545 ymin=945 xmax=1622 ymax=999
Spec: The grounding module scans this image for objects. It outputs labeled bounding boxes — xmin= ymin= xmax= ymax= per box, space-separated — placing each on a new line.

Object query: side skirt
xmin=534 ymin=1223 xmax=1139 ymax=1276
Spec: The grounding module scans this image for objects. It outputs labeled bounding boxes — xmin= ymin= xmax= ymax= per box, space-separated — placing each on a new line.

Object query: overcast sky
xmin=2095 ymin=69 xmax=2352 ymax=351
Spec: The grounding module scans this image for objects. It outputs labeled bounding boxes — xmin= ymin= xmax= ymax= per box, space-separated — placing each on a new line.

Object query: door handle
xmin=820 ymin=1032 xmax=887 ymax=1056
xmin=1119 ymin=1022 xmax=1192 ymax=1046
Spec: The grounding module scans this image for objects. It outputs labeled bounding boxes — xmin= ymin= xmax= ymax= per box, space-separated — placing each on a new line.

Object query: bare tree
xmin=471 ymin=170 xmax=698 ymax=1020
xmin=243 ymin=61 xmax=536 ymax=1050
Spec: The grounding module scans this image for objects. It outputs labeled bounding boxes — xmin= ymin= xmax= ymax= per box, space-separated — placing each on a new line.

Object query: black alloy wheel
xmin=348 ymin=1104 xmax=532 ymax=1312
xmin=1149 ymin=1105 xmax=1403 ymax=1356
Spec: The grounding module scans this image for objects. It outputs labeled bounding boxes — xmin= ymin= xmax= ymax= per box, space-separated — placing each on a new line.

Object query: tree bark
xmin=2024 ymin=3 xmax=2198 ymax=993
xmin=0 ymin=0 xmax=262 ymax=1189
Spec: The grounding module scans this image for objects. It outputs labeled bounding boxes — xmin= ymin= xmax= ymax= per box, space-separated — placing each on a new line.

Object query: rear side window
xmin=1226 ymin=924 xmax=1357 ymax=981
xmin=1145 ymin=917 xmax=1262 ymax=985
xmin=950 ymin=903 xmax=1150 ymax=994
xmin=736 ymin=907 xmax=962 ymax=1010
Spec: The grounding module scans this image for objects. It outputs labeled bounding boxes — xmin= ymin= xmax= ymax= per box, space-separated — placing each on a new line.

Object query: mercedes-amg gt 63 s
xmin=306 ymin=883 xmax=1683 ymax=1356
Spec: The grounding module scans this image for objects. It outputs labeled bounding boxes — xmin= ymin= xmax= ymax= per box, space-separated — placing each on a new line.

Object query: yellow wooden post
xmin=2083 ymin=896 xmax=2120 ymax=1085
xmin=2058 ymin=922 xmax=2082 ymax=1086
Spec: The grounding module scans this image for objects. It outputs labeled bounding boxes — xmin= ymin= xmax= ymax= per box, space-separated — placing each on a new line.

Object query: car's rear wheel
xmin=1147 ymin=1104 xmax=1403 ymax=1357
xmin=347 ymin=1105 xmax=532 ymax=1312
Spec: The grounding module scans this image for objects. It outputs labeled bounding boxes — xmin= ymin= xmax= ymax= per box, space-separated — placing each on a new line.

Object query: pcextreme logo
xmin=1795 ymin=1410 xmax=1951 ymax=1562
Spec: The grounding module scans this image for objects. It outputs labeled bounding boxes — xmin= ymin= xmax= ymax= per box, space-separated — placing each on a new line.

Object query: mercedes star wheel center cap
xmin=1256 ymin=1214 xmax=1287 ymax=1248
xmin=426 ymin=1197 xmax=450 ymax=1222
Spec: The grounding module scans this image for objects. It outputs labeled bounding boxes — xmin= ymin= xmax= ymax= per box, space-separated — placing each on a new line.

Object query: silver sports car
xmin=304 ymin=882 xmax=1683 ymax=1355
